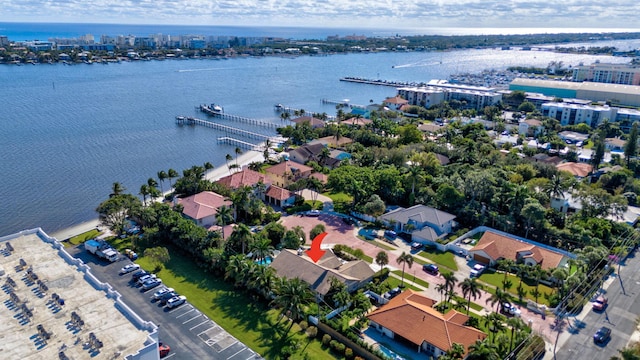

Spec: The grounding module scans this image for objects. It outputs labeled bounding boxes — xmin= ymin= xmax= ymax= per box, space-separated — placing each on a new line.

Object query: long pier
xmin=274 ymin=103 xmax=336 ymax=121
xmin=217 ymin=137 xmax=260 ymax=150
xmin=199 ymin=104 xmax=279 ymax=129
xmin=339 ymin=77 xmax=426 ymax=88
xmin=175 ymin=116 xmax=274 ymax=140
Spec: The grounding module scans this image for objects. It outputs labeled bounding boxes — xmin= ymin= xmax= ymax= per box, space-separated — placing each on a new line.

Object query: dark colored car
xmin=594 ymin=326 xmax=611 ymax=344
xmin=384 ymin=287 xmax=402 ymax=299
xmin=159 ymin=291 xmax=179 ymax=305
xmin=131 ymin=270 xmax=149 ymax=281
xmin=423 ymin=264 xmax=439 ymax=275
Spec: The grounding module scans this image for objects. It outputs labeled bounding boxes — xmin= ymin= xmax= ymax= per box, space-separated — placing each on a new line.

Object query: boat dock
xmin=339 ymin=77 xmax=426 ymax=88
xmin=175 ymin=116 xmax=274 ymax=140
xmin=199 ymin=105 xmax=279 ymax=129
xmin=217 ymin=137 xmax=260 ymax=150
xmin=275 ymin=103 xmax=336 ymax=121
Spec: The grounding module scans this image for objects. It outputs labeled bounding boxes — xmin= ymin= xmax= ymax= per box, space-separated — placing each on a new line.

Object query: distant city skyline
xmin=1 ymin=0 xmax=639 ymax=30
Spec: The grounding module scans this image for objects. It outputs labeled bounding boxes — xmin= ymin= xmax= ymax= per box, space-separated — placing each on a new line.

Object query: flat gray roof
xmin=0 ymin=230 xmax=157 ymax=360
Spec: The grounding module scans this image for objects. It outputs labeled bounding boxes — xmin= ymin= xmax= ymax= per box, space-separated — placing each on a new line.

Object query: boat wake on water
xmin=393 ymin=60 xmax=442 ymax=68
xmin=177 ymin=67 xmax=230 ymax=72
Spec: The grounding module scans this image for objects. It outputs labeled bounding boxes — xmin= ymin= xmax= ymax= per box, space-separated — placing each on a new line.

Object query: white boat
xmin=200 ymin=103 xmax=224 ymax=115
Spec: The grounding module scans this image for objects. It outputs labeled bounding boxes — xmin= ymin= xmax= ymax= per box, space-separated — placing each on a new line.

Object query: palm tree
xmin=229 ymin=223 xmax=253 ymax=255
xmin=443 ymin=343 xmax=466 ymax=359
xmin=274 ymin=277 xmax=314 ymax=334
xmin=506 ymin=317 xmax=526 ymax=352
xmin=215 ymin=205 xmax=234 ymax=239
xmin=250 ymin=237 xmax=274 ymax=262
xmin=224 ymin=254 xmax=247 ymax=286
xmin=442 ymin=271 xmax=459 ymax=303
xmin=263 ymin=138 xmax=272 ymax=162
xmin=167 ymin=168 xmax=179 ymax=191
xmin=110 ymin=182 xmax=125 ymax=197
xmin=497 ymin=258 xmax=515 ymax=289
xmin=139 ymin=184 xmax=150 ymax=205
xmin=225 ymin=154 xmax=233 ymax=174
xmin=396 ymin=252 xmax=414 ymax=288
xmin=247 ymin=265 xmax=275 ymax=299
xmin=483 ymin=312 xmax=506 ymax=343
xmin=375 ymin=251 xmax=389 ymax=271
xmin=435 ymin=283 xmax=447 ymax=303
xmin=157 ymin=170 xmax=168 ymax=194
xmin=234 ymin=147 xmax=243 ymax=167
xmin=280 ymin=112 xmax=291 ymax=122
xmin=467 ymin=339 xmax=499 ymax=360
xmin=459 ymin=278 xmax=482 ymax=315
xmin=486 ymin=288 xmax=512 ymax=312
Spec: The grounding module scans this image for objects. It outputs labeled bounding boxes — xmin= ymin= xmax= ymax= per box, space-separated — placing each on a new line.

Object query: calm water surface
xmin=0 ymin=43 xmax=635 ymax=235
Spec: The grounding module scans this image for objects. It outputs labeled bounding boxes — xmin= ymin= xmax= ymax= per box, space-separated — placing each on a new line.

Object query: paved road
xmin=68 ymin=246 xmax=261 ymax=360
xmin=555 ymin=251 xmax=640 ymax=359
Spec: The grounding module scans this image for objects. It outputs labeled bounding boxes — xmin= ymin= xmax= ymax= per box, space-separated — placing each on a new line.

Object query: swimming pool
xmin=255 ymin=257 xmax=272 ymax=266
xmin=376 ymin=343 xmax=406 ymax=360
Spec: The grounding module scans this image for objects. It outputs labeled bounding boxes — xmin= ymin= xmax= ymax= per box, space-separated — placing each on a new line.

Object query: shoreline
xmin=50 ymin=148 xmax=267 ymax=241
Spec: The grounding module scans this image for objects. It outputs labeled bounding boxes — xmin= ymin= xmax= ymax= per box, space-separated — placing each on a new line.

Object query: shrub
xmin=335 ymin=343 xmax=346 ymax=353
xmin=330 ymin=340 xmax=339 ymax=350
xmin=306 ymin=326 xmax=318 ymax=338
xmin=299 ymin=320 xmax=308 ymax=331
xmin=345 ymin=348 xmax=354 ymax=359
xmin=355 ymin=357 xmax=364 ymax=360
xmin=322 ymin=334 xmax=332 ymax=346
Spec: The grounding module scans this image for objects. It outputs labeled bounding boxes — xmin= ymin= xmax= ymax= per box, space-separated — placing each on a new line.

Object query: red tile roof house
xmin=383 ymin=95 xmax=409 ymax=111
xmin=556 ymin=162 xmax=593 ymax=179
xmin=367 ymin=290 xmax=486 ymax=358
xmin=176 ymin=191 xmax=233 ymax=227
xmin=264 ymin=185 xmax=295 ymax=208
xmin=468 ymin=230 xmax=571 ymax=270
xmin=215 ymin=168 xmax=269 ymax=190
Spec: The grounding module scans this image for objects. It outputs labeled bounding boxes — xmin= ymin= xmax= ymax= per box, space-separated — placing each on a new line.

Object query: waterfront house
xmin=341 ymin=118 xmax=372 ymax=127
xmin=468 ymin=230 xmax=569 ymax=270
xmin=291 ymin=116 xmax=326 ymax=129
xmin=308 ymin=135 xmax=353 ymax=148
xmin=269 ymin=249 xmax=374 ymax=297
xmin=176 ymin=191 xmax=233 ymax=228
xmin=378 ymin=205 xmax=456 ymax=242
xmin=367 ymin=290 xmax=486 ymax=358
xmin=264 ymin=160 xmax=313 ymax=187
xmin=383 ymin=95 xmax=410 ymax=111
xmin=556 ymin=162 xmax=593 ymax=178
xmin=215 ymin=168 xmax=269 ymax=190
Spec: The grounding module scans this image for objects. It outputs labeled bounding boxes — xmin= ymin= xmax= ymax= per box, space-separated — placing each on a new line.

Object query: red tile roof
xmin=265 ymin=160 xmax=313 ymax=177
xmin=556 ymin=162 xmax=593 ymax=177
xmin=367 ymin=290 xmax=486 ymax=354
xmin=177 ymin=191 xmax=231 ymax=221
xmin=383 ymin=96 xmax=409 ymax=105
xmin=216 ymin=169 xmax=268 ymax=189
xmin=470 ymin=231 xmax=566 ymax=270
xmin=291 ymin=116 xmax=326 ymax=128
xmin=341 ymin=118 xmax=372 ymax=126
xmin=265 ymin=185 xmax=292 ymax=200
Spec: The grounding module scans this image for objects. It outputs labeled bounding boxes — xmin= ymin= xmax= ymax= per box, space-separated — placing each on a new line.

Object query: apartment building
xmin=572 ymin=62 xmax=640 ymax=86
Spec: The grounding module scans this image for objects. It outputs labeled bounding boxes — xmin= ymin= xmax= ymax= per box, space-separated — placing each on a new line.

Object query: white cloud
xmin=1 ymin=0 xmax=639 ymax=29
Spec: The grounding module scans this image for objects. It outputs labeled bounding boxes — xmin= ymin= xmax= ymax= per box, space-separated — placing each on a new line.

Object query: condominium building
xmin=572 ymin=62 xmax=640 ymax=86
xmin=397 ymin=80 xmax=502 ymax=111
xmin=541 ymin=102 xmax=640 ymax=130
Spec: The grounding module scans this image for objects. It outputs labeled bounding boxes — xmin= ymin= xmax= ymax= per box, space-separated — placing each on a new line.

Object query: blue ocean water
xmin=0 ymin=35 xmax=637 ymax=235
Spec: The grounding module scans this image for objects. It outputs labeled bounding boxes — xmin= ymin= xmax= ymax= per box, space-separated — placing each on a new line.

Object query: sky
xmin=1 ymin=0 xmax=640 ymax=30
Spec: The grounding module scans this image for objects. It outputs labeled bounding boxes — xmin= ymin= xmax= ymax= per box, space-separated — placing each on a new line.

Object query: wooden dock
xmin=199 ymin=105 xmax=279 ymax=129
xmin=275 ymin=103 xmax=336 ymax=121
xmin=175 ymin=116 xmax=274 ymax=140
xmin=217 ymin=137 xmax=259 ymax=150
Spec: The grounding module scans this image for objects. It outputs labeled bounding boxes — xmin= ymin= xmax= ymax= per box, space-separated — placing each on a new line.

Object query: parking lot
xmin=67 ymin=245 xmax=261 ymax=360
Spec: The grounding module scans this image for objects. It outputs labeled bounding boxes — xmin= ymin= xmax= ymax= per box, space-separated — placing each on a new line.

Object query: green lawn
xmin=392 ymin=270 xmax=429 ymax=288
xmin=417 ymin=250 xmax=458 ymax=271
xmin=66 ymin=229 xmax=101 ymax=247
xmin=385 ymin=274 xmax=421 ymax=291
xmin=478 ymin=270 xmax=555 ymax=307
xmin=135 ymin=246 xmax=332 ymax=359
xmin=322 ymin=191 xmax=353 ymax=203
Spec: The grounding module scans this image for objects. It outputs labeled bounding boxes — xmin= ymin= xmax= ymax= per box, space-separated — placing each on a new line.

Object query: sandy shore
xmin=49 ymin=148 xmax=267 ymax=240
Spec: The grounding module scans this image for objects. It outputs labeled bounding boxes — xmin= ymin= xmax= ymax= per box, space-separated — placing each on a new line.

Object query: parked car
xmin=384 ymin=230 xmax=397 ymax=240
xmin=159 ymin=342 xmax=171 ymax=358
xmin=594 ymin=326 xmax=611 ymax=344
xmin=142 ymin=278 xmax=162 ymax=291
xmin=137 ymin=274 xmax=157 ymax=285
xmin=152 ymin=287 xmax=175 ymax=301
xmin=470 ymin=264 xmax=485 ymax=278
xmin=166 ymin=295 xmax=187 ymax=309
xmin=411 ymin=242 xmax=423 ymax=251
xmin=500 ymin=302 xmax=521 ymax=317
xmin=159 ymin=291 xmax=179 ymax=305
xmin=384 ymin=287 xmax=402 ymax=300
xmin=306 ymin=210 xmax=320 ymax=217
xmin=131 ymin=270 xmax=149 ymax=281
xmin=423 ymin=264 xmax=439 ymax=275
xmin=593 ymin=295 xmax=608 ymax=311
xmin=119 ymin=263 xmax=140 ymax=275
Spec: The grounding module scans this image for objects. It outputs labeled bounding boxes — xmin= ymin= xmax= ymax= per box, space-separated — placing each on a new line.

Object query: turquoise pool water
xmin=377 ymin=344 xmax=406 ymax=360
xmin=255 ymin=257 xmax=272 ymax=266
